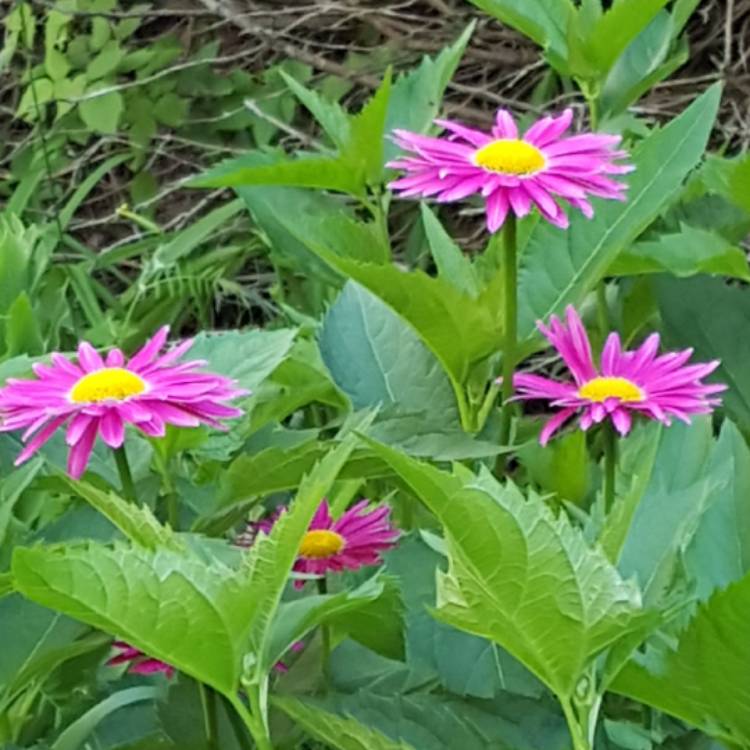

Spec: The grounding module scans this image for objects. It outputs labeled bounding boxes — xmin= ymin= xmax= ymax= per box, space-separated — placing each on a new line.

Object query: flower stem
xmin=596 ymin=282 xmax=609 ymax=336
xmin=497 ymin=215 xmax=518 ymax=475
xmin=317 ymin=576 xmax=332 ymax=690
xmin=199 ymin=683 xmax=219 ymax=750
xmin=561 ymin=698 xmax=593 ymax=750
xmin=603 ymin=423 xmax=617 ymax=511
xmin=228 ymin=692 xmax=273 ymax=750
xmin=112 ymin=446 xmax=136 ymax=503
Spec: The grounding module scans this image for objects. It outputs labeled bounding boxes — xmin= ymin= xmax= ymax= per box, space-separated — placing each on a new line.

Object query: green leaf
xmin=16 ymin=77 xmax=55 ymax=121
xmin=0 ymin=574 xmax=11 ymax=598
xmin=275 ymin=691 xmax=570 ymax=750
xmin=315 ymin=256 xmax=502 ymax=387
xmin=583 ymin=0 xmax=671 ymax=77
xmin=600 ymin=11 xmax=687 ymax=117
xmin=685 ymin=420 xmax=750 ymax=599
xmin=610 ymin=224 xmax=749 ymax=280
xmin=319 ymin=282 xmax=459 ymax=421
xmin=153 ymin=92 xmax=189 ymax=127
xmin=364 ymin=440 xmax=650 ymax=698
xmin=384 ymin=23 xmax=473 ymax=163
xmin=280 ymin=70 xmax=350 ymax=149
xmin=244 ymin=427 xmax=368 ymax=677
xmin=187 ymin=327 xmax=296 ymax=394
xmin=274 ymin=694 xmax=414 ymax=750
xmin=79 ymin=88 xmax=124 ymax=134
xmin=613 ymin=573 xmax=750 ymax=746
xmin=12 ymin=542 xmax=259 ymax=694
xmin=189 ymin=151 xmax=366 ymax=197
xmin=617 ymin=417 xmax=722 ymax=602
xmin=52 ymin=686 xmax=160 ymax=750
xmin=4 ymin=292 xmax=44 ymax=357
xmin=466 ymin=0 xmax=573 ymax=73
xmin=655 ymin=275 xmax=750 ymax=432
xmin=343 ymin=69 xmax=392 ymax=184
xmin=58 ymin=476 xmax=179 ymax=550
xmin=0 ymin=215 xmax=32 ymax=312
xmin=85 ymin=39 xmax=123 ymax=80
xmin=267 ymin=574 xmax=403 ymax=669
xmin=216 ymin=441 xmax=389 ymax=510
xmin=420 ymin=204 xmax=479 ymax=297
xmin=517 ymin=83 xmax=722 ymax=348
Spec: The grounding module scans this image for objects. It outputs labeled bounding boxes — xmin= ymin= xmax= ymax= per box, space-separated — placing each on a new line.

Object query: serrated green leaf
xmin=281 ymin=70 xmax=350 ymax=149
xmin=319 ymin=282 xmax=459 ymax=421
xmin=12 ymin=542 xmax=259 ymax=694
xmin=610 ymin=224 xmax=749 ymax=280
xmin=384 ymin=23 xmax=473 ymax=162
xmin=274 ymin=694 xmax=414 ymax=750
xmin=5 ymin=292 xmax=43 ymax=357
xmin=85 ymin=39 xmax=123 ymax=80
xmin=58 ymin=476 xmax=179 ymax=550
xmin=364 ymin=440 xmax=651 ymax=698
xmin=189 ymin=152 xmax=366 ymax=196
xmin=0 ymin=574 xmax=11 ymax=598
xmin=466 ymin=0 xmax=572 ymax=72
xmin=613 ymin=574 xmax=750 ymax=746
xmin=518 ymin=83 xmax=721 ymax=349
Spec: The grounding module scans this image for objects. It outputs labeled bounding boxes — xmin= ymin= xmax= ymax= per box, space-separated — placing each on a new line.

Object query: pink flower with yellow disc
xmin=510 ymin=306 xmax=726 ymax=444
xmin=0 ymin=327 xmax=246 ymax=478
xmin=387 ymin=108 xmax=632 ymax=232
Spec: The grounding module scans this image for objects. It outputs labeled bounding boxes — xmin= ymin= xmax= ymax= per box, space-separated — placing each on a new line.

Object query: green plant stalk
xmin=561 ymin=697 xmax=593 ymax=750
xmin=596 ymin=282 xmax=609 ymax=336
xmin=199 ymin=683 xmax=219 ymax=750
xmin=112 ymin=447 xmax=137 ymax=503
xmin=227 ymin=692 xmax=273 ymax=750
xmin=497 ymin=215 xmax=518 ymax=473
xmin=317 ymin=576 xmax=332 ymax=690
xmin=603 ymin=423 xmax=617 ymax=512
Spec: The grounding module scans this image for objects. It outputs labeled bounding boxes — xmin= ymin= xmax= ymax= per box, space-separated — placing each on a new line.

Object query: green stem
xmin=596 ymin=282 xmax=609 ymax=337
xmin=199 ymin=683 xmax=218 ymax=750
xmin=112 ymin=446 xmax=136 ymax=503
xmin=603 ymin=423 xmax=617 ymax=512
xmin=166 ymin=492 xmax=179 ymax=531
xmin=228 ymin=692 xmax=273 ymax=750
xmin=561 ymin=698 xmax=592 ymax=750
xmin=317 ymin=576 xmax=332 ymax=690
xmin=497 ymin=215 xmax=518 ymax=475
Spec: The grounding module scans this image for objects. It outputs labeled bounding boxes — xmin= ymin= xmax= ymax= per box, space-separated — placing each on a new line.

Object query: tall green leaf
xmin=517 ymin=84 xmax=721 ymax=347
xmin=13 ymin=542 xmax=258 ymax=694
xmin=365 ymin=440 xmax=651 ymax=698
xmin=656 ymin=275 xmax=750 ymax=432
xmin=466 ymin=0 xmax=573 ymax=73
xmin=274 ymin=694 xmax=414 ymax=750
xmin=613 ymin=574 xmax=750 ymax=747
xmin=319 ymin=282 xmax=459 ymax=422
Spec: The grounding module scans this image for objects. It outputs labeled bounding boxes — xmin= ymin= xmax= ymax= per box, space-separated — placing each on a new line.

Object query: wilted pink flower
xmin=387 ymin=108 xmax=631 ymax=232
xmin=510 ymin=306 xmax=726 ymax=444
xmin=108 ymin=642 xmax=174 ymax=678
xmin=0 ymin=327 xmax=246 ymax=478
xmin=239 ymin=500 xmax=398 ymax=587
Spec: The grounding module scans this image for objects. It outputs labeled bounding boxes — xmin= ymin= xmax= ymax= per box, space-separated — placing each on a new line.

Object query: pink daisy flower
xmin=238 ymin=500 xmax=398 ymax=587
xmin=108 ymin=642 xmax=174 ymax=678
xmin=510 ymin=306 xmax=726 ymax=445
xmin=387 ymin=108 xmax=632 ymax=232
xmin=0 ymin=327 xmax=246 ymax=478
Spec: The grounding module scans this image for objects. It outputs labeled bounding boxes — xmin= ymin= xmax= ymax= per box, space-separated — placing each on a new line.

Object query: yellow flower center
xmin=578 ymin=376 xmax=644 ymax=403
xmin=299 ymin=529 xmax=345 ymax=559
xmin=473 ymin=139 xmax=546 ymax=175
xmin=70 ymin=368 xmax=147 ymax=404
